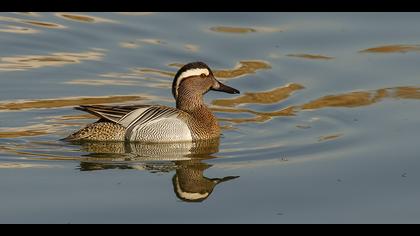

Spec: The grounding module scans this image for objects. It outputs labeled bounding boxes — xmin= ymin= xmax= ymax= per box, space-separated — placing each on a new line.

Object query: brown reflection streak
xmin=298 ymin=87 xmax=419 ymax=111
xmin=0 ymin=124 xmax=59 ymax=138
xmin=210 ymin=26 xmax=256 ymax=33
xmin=359 ymin=44 xmax=420 ymax=53
xmin=213 ymin=106 xmax=296 ymax=124
xmin=213 ymin=86 xmax=419 ymax=125
xmin=22 ymin=20 xmax=64 ymax=28
xmin=394 ymin=87 xmax=420 ymax=99
xmin=0 ymin=130 xmax=48 ymax=138
xmin=318 ymin=134 xmax=342 ymax=142
xmin=0 ymin=113 xmax=99 ymax=138
xmin=0 ymin=51 xmax=104 ymax=71
xmin=301 ymin=89 xmax=388 ymax=110
xmin=55 ymin=13 xmax=116 ymax=23
xmin=57 ymin=114 xmax=96 ymax=120
xmin=0 ymin=16 xmax=65 ymax=29
xmin=210 ymin=83 xmax=302 ymax=123
xmin=0 ymin=95 xmax=145 ymax=111
xmin=213 ymin=83 xmax=304 ymax=107
xmin=287 ymin=54 xmax=335 ymax=60
xmin=214 ymin=61 xmax=271 ymax=79
xmin=15 ymin=152 xmax=78 ymax=160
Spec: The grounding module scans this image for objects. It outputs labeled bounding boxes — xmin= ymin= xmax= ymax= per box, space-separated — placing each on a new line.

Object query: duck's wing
xmin=76 ymin=104 xmax=151 ymax=123
xmin=76 ymin=104 xmax=182 ymax=128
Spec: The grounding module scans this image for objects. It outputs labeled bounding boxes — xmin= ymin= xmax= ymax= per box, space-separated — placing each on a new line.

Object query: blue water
xmin=0 ymin=12 xmax=420 ymax=223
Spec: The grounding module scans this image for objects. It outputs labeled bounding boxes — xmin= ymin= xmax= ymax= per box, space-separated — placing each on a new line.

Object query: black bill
xmin=212 ymin=81 xmax=240 ymax=94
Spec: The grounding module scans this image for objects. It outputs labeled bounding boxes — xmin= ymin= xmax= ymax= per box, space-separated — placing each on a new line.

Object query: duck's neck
xmin=176 ymin=89 xmax=220 ymax=139
xmin=176 ymin=89 xmax=218 ymax=125
xmin=176 ymin=89 xmax=206 ymax=112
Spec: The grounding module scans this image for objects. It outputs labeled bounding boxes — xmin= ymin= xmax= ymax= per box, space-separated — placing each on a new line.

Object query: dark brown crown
xmin=172 ymin=61 xmax=212 ymax=99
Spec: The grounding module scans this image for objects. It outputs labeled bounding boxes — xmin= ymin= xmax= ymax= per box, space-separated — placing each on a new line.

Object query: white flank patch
xmin=128 ymin=118 xmax=192 ymax=142
xmin=175 ymin=68 xmax=209 ymax=97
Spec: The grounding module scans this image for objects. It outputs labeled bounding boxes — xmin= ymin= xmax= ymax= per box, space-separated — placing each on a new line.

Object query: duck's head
xmin=172 ymin=61 xmax=240 ymax=100
xmin=172 ymin=161 xmax=239 ymax=202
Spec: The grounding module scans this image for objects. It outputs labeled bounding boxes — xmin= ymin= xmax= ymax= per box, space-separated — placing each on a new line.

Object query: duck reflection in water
xmin=73 ymin=138 xmax=239 ymax=202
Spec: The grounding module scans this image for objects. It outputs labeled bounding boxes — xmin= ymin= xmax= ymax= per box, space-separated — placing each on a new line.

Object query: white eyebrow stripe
xmin=175 ymin=68 xmax=209 ymax=97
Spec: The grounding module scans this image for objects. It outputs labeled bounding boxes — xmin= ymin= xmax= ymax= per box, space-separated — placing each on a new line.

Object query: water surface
xmin=1 ymin=12 xmax=420 ymax=223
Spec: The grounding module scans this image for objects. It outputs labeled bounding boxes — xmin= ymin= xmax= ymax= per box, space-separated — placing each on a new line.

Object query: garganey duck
xmin=64 ymin=62 xmax=240 ymax=142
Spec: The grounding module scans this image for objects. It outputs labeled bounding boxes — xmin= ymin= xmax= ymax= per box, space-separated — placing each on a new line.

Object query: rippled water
xmin=1 ymin=12 xmax=420 ymax=223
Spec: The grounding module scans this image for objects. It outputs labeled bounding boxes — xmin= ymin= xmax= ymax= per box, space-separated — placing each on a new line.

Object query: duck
xmin=64 ymin=61 xmax=240 ymax=142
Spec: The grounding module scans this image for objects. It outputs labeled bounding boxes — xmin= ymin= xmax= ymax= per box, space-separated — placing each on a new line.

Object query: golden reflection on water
xmin=23 ymin=20 xmax=64 ymax=28
xmin=0 ymin=50 xmax=105 ymax=71
xmin=212 ymin=86 xmax=420 ymax=124
xmin=0 ymin=123 xmax=69 ymax=138
xmin=209 ymin=83 xmax=303 ymax=124
xmin=210 ymin=26 xmax=256 ymax=34
xmin=54 ymin=13 xmax=116 ymax=23
xmin=287 ymin=54 xmax=335 ymax=60
xmin=213 ymin=83 xmax=304 ymax=107
xmin=359 ymin=44 xmax=420 ymax=53
xmin=52 ymin=114 xmax=96 ymax=121
xmin=0 ymin=16 xmax=66 ymax=29
xmin=393 ymin=86 xmax=420 ymax=99
xmin=300 ymin=88 xmax=392 ymax=110
xmin=318 ymin=134 xmax=343 ymax=142
xmin=213 ymin=60 xmax=271 ymax=79
xmin=303 ymin=86 xmax=420 ymax=110
xmin=0 ymin=95 xmax=146 ymax=111
xmin=301 ymin=91 xmax=385 ymax=109
xmin=215 ymin=106 xmax=296 ymax=124
xmin=0 ymin=127 xmax=49 ymax=138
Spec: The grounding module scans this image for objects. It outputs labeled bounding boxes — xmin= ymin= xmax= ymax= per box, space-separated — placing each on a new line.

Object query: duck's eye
xmin=200 ymin=73 xmax=206 ymax=78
